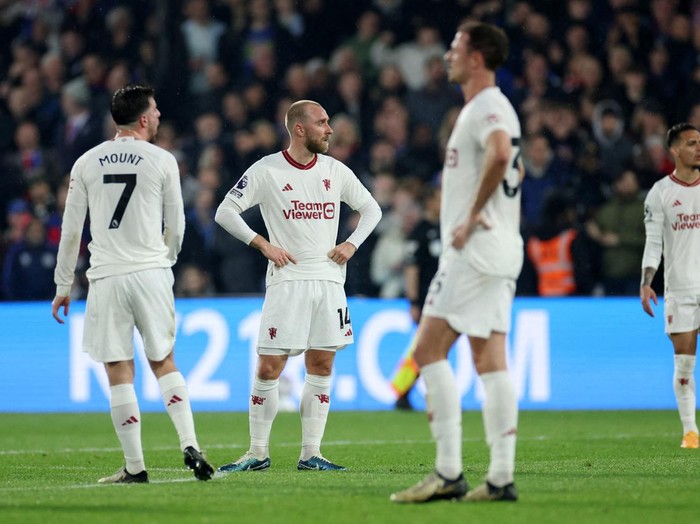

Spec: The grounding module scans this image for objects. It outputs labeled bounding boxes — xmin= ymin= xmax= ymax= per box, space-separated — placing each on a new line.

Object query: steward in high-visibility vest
xmin=526 ymin=229 xmax=577 ymax=296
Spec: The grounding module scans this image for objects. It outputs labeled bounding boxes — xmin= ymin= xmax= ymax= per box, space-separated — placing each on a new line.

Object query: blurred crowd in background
xmin=1 ymin=0 xmax=698 ymax=302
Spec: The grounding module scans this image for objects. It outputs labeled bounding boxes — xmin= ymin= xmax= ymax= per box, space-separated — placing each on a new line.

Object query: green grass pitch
xmin=0 ymin=410 xmax=698 ymax=523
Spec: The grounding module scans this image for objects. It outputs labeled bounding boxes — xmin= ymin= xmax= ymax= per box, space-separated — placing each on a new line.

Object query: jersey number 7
xmin=502 ymin=137 xmax=521 ymax=198
xmin=104 ymin=173 xmax=136 ymax=229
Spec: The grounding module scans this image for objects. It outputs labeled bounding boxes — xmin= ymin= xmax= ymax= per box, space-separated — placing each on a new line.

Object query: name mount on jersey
xmin=283 ymin=200 xmax=335 ymax=220
xmin=98 ymin=153 xmax=144 ymax=166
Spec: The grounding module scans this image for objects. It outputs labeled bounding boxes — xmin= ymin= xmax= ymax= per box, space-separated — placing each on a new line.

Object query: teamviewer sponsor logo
xmin=672 ymin=212 xmax=700 ymax=230
xmin=283 ymin=201 xmax=335 ymax=220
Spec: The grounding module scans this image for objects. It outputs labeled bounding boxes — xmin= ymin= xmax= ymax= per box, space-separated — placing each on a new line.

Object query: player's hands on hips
xmin=640 ymin=284 xmax=657 ymax=317
xmin=328 ymin=242 xmax=357 ymax=265
xmin=261 ymin=243 xmax=297 ymax=268
xmin=52 ymin=295 xmax=71 ymax=324
xmin=452 ymin=212 xmax=491 ymax=250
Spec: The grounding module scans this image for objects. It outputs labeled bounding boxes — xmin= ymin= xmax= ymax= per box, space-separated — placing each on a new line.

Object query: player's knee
xmin=148 ymin=353 xmax=177 ymax=377
xmin=306 ymin=362 xmax=333 ymax=376
xmin=256 ymin=357 xmax=286 ymax=380
xmin=414 ymin=344 xmax=439 ymax=368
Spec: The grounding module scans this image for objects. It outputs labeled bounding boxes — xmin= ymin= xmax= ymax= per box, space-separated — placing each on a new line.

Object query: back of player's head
xmin=667 ymin=123 xmax=698 ymax=148
xmin=285 ymin=100 xmax=321 ymax=134
xmin=457 ymin=21 xmax=509 ymax=71
xmin=111 ymin=84 xmax=155 ymax=126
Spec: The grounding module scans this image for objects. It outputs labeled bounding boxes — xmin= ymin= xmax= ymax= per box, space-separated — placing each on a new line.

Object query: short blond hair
xmin=285 ymin=100 xmax=321 ymax=135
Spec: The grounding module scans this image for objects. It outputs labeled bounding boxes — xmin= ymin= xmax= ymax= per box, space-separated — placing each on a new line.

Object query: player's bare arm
xmin=640 ymin=266 xmax=658 ymax=317
xmin=327 ymin=241 xmax=357 ymax=265
xmin=452 ymin=130 xmax=512 ymax=249
xmin=250 ymin=234 xmax=298 ymax=268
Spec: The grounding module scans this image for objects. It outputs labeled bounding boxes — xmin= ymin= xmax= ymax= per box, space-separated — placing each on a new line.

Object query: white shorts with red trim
xmin=257 ymin=280 xmax=352 ymax=356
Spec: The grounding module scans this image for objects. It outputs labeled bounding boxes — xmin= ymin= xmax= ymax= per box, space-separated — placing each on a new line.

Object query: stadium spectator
xmin=372 ymin=23 xmax=446 ymax=90
xmin=212 ymin=205 xmax=267 ymax=294
xmin=54 ymin=77 xmax=103 ymax=175
xmin=327 ymin=113 xmax=365 ymax=176
xmin=520 ymin=192 xmax=595 ymax=297
xmin=282 ymin=63 xmax=312 ymax=102
xmin=591 ymin=99 xmax=635 ymax=183
xmin=370 ymin=62 xmax=407 ymax=109
xmin=38 ymin=52 xmax=67 ymax=139
xmin=404 ymin=55 xmax=462 ymax=137
xmin=342 ymin=208 xmax=380 ymax=298
xmin=221 ymin=90 xmax=250 ymax=136
xmin=370 ymin=180 xmax=421 ymax=298
xmin=305 ymin=57 xmax=337 ymax=112
xmin=2 ymin=199 xmax=32 ymax=251
xmin=335 ymin=69 xmax=374 ymax=141
xmin=606 ymin=5 xmax=654 ymax=65
xmin=176 ymin=186 xmax=218 ymax=281
xmin=373 ymin=96 xmax=410 ymax=170
xmin=2 ymin=121 xmax=61 ymax=207
xmin=101 ymin=5 xmax=141 ymax=66
xmin=57 ymin=28 xmax=86 ymax=81
xmin=180 ymin=0 xmax=226 ymax=103
xmin=397 ymin=122 xmax=442 ymax=184
xmin=602 ymin=44 xmax=634 ymax=99
xmin=80 ymin=53 xmax=110 ymax=119
xmin=175 ymin=263 xmax=216 ymax=298
xmin=181 ymin=111 xmax=225 ymax=171
xmin=520 ymin=133 xmax=572 ymax=227
xmin=585 ymin=169 xmax=645 ymax=296
xmin=2 ymin=217 xmax=56 ymax=300
xmin=341 ymin=9 xmax=382 ymax=81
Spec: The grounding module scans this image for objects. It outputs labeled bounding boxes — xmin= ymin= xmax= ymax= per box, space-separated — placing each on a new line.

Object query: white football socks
xmin=109 ymin=383 xmax=145 ymax=474
xmin=422 ymin=360 xmax=462 ymax=480
xmin=249 ymin=378 xmax=279 ymax=457
xmin=480 ymin=370 xmax=518 ymax=487
xmin=158 ymin=371 xmax=199 ymax=451
xmin=300 ymin=374 xmax=331 ymax=461
xmin=673 ymin=354 xmax=698 ymax=434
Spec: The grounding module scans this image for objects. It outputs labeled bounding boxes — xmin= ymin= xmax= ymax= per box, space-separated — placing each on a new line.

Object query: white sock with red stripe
xmin=110 ymin=383 xmax=145 ymax=474
xmin=674 ymin=355 xmax=698 ymax=434
xmin=300 ymin=374 xmax=331 ymax=461
xmin=159 ymin=372 xmax=199 ymax=451
xmin=249 ymin=378 xmax=279 ymax=457
xmin=481 ymin=370 xmax=518 ymax=487
xmin=422 ymin=360 xmax=462 ymax=480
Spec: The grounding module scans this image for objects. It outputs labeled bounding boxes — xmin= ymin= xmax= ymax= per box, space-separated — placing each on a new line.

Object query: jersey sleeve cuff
xmin=56 ymin=285 xmax=72 ymax=297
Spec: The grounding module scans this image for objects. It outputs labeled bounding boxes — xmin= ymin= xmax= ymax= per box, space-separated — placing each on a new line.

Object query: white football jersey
xmin=224 ymin=150 xmax=373 ymax=285
xmin=441 ymin=86 xmax=523 ymax=279
xmin=642 ymin=174 xmax=700 ymax=294
xmin=55 ymin=137 xmax=184 ymax=293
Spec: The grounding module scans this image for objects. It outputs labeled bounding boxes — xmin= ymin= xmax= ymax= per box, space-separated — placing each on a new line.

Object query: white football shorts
xmin=83 ymin=267 xmax=176 ymax=363
xmin=257 ymin=280 xmax=353 ymax=356
xmin=422 ymin=257 xmax=516 ymax=338
xmin=663 ymin=293 xmax=700 ymax=334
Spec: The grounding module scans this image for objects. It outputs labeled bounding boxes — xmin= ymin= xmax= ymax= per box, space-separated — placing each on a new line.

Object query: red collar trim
xmin=670 ymin=173 xmax=700 ymax=187
xmin=282 ymin=150 xmax=317 ymax=170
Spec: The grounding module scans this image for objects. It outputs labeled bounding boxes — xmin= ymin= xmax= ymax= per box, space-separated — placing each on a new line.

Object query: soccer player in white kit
xmin=641 ymin=123 xmax=700 ymax=449
xmin=391 ymin=21 xmax=522 ymax=503
xmin=51 ymin=85 xmax=214 ymax=483
xmin=215 ymin=100 xmax=381 ymax=472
